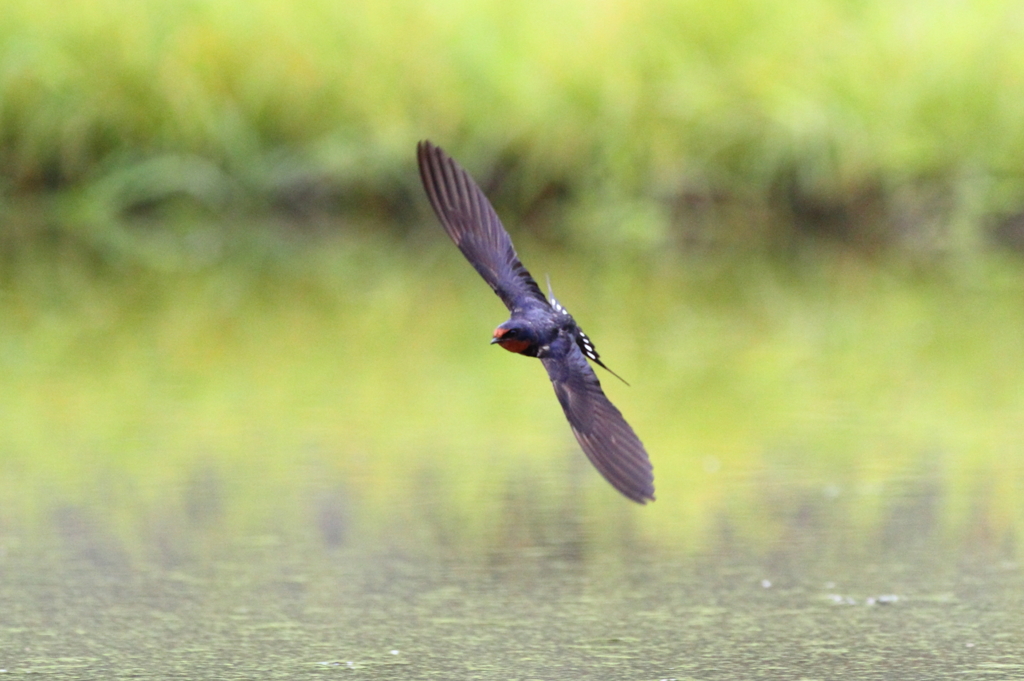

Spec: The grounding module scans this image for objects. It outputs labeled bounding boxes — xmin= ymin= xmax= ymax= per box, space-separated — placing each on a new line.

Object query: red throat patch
xmin=493 ymin=327 xmax=530 ymax=354
xmin=496 ymin=338 xmax=530 ymax=354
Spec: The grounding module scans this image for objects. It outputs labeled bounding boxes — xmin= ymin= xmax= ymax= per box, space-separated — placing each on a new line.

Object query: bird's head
xmin=490 ymin=322 xmax=535 ymax=355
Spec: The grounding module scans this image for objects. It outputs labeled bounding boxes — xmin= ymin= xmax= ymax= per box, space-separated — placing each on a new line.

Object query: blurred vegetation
xmin=2 ymin=1 xmax=1024 ymax=563
xmin=2 ymin=226 xmax=1023 ymax=560
xmin=2 ymin=0 xmax=1024 ymax=256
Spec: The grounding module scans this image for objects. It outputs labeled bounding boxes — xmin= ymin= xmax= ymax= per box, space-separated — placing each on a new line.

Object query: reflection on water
xmin=3 ymin=244 xmax=1024 ymax=677
xmin=3 ymin=458 xmax=1024 ymax=679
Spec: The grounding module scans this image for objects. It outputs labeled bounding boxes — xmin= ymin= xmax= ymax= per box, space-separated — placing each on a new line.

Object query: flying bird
xmin=417 ymin=140 xmax=654 ymax=503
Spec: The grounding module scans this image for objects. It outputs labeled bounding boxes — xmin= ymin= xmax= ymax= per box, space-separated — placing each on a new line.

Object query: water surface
xmin=2 ymin=242 xmax=1023 ymax=678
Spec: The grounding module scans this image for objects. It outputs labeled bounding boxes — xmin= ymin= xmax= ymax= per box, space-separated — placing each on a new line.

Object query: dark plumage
xmin=417 ymin=140 xmax=654 ymax=504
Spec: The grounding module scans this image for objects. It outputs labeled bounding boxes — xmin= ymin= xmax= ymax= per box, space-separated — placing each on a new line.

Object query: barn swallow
xmin=417 ymin=141 xmax=654 ymax=503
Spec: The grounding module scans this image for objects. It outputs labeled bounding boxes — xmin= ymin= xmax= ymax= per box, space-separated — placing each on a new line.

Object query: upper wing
xmin=542 ymin=345 xmax=655 ymax=504
xmin=417 ymin=141 xmax=549 ymax=312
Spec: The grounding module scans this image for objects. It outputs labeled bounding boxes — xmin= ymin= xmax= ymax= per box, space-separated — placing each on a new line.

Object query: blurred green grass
xmin=2 ymin=0 xmax=1024 ymax=252
xmin=2 ymin=225 xmax=1023 ymax=558
xmin=3 ymin=0 xmax=1024 ymax=563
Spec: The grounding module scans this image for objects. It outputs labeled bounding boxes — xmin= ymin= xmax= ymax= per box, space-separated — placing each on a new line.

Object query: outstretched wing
xmin=418 ymin=141 xmax=549 ymax=312
xmin=542 ymin=345 xmax=655 ymax=504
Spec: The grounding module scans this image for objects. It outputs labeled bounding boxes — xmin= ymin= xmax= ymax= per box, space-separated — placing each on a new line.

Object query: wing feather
xmin=542 ymin=346 xmax=655 ymax=503
xmin=417 ymin=141 xmax=548 ymax=312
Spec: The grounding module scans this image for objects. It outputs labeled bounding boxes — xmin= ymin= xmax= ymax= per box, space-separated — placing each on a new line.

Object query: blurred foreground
xmin=2 ymin=224 xmax=1023 ymax=557
xmin=4 ymin=0 xmax=1024 ymax=674
xmin=2 ymin=223 xmax=1024 ymax=676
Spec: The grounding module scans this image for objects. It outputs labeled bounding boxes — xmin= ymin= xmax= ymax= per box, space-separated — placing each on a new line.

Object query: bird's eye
xmin=504 ymin=329 xmax=517 ymax=338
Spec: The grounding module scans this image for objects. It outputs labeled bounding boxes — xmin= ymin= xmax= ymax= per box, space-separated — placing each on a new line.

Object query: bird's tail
xmin=546 ymin=274 xmax=630 ymax=386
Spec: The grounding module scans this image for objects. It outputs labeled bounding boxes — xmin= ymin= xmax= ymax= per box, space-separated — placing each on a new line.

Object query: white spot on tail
xmin=579 ymin=330 xmax=599 ymax=360
xmin=546 ymin=274 xmax=570 ymax=315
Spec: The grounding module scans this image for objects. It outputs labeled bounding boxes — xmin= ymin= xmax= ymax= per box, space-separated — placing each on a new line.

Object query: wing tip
xmin=574 ymin=425 xmax=655 ymax=504
xmin=619 ymin=476 xmax=656 ymax=505
xmin=416 ymin=139 xmax=442 ymax=179
xmin=597 ymin=447 xmax=655 ymax=505
xmin=630 ymin=484 xmax=656 ymax=504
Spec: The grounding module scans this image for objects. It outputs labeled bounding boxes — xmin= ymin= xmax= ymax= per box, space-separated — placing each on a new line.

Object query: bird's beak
xmin=489 ymin=336 xmax=502 ymax=345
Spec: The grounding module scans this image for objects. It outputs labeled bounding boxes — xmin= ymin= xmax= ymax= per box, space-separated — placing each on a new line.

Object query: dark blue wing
xmin=418 ymin=141 xmax=549 ymax=313
xmin=542 ymin=344 xmax=655 ymax=504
